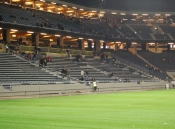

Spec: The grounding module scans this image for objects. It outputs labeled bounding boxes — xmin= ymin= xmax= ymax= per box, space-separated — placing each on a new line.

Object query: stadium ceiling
xmin=3 ymin=0 xmax=175 ymax=15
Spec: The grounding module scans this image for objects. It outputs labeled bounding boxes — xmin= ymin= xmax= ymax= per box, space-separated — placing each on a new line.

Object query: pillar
xmin=115 ymin=43 xmax=118 ymax=51
xmin=3 ymin=29 xmax=10 ymax=43
xmin=126 ymin=42 xmax=131 ymax=50
xmin=146 ymin=43 xmax=149 ymax=50
xmin=57 ymin=36 xmax=64 ymax=47
xmin=88 ymin=40 xmax=92 ymax=49
xmin=32 ymin=33 xmax=39 ymax=46
xmin=141 ymin=43 xmax=146 ymax=50
xmin=155 ymin=43 xmax=158 ymax=53
xmin=167 ymin=44 xmax=170 ymax=50
xmin=134 ymin=44 xmax=137 ymax=54
xmin=78 ymin=39 xmax=84 ymax=50
xmin=94 ymin=40 xmax=101 ymax=51
xmin=103 ymin=42 xmax=106 ymax=50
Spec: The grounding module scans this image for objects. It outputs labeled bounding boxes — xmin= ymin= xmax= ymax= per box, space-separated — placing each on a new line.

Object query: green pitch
xmin=0 ymin=90 xmax=175 ymax=129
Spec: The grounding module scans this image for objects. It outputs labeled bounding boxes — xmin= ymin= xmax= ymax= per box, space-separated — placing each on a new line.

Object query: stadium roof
xmin=60 ymin=0 xmax=175 ymax=12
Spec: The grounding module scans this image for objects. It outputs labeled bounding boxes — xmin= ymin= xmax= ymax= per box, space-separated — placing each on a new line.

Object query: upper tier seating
xmin=130 ymin=24 xmax=153 ymax=39
xmin=0 ymin=53 xmax=61 ymax=83
xmin=159 ymin=24 xmax=175 ymax=39
xmin=0 ymin=3 xmax=120 ymax=38
xmin=81 ymin=19 xmax=120 ymax=37
xmin=154 ymin=34 xmax=171 ymax=40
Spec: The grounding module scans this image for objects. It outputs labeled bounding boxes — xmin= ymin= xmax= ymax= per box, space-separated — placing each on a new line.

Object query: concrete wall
xmin=0 ymin=81 xmax=168 ymax=97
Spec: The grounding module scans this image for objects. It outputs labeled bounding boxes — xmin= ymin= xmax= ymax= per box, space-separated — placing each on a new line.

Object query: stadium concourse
xmin=0 ymin=0 xmax=175 ymax=96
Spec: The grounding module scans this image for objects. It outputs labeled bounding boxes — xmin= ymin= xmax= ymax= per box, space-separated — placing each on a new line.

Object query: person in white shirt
xmin=93 ymin=80 xmax=97 ymax=91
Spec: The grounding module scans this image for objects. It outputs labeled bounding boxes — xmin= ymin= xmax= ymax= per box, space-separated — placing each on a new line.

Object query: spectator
xmin=81 ymin=70 xmax=84 ymax=76
xmin=85 ymin=69 xmax=89 ymax=80
xmin=46 ymin=56 xmax=52 ymax=62
xmin=66 ymin=49 xmax=70 ymax=58
xmin=27 ymin=52 xmax=31 ymax=59
xmin=39 ymin=57 xmax=44 ymax=68
xmin=79 ymin=75 xmax=85 ymax=82
xmin=112 ymin=57 xmax=116 ymax=64
xmin=93 ymin=80 xmax=97 ymax=91
xmin=109 ymin=72 xmax=114 ymax=78
xmin=5 ymin=44 xmax=8 ymax=53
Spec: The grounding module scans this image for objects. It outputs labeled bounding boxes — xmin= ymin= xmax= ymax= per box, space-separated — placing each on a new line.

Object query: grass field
xmin=0 ymin=90 xmax=175 ymax=129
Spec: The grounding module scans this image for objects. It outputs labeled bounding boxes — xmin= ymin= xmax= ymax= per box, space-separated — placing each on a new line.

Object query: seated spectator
xmin=27 ymin=52 xmax=31 ymax=59
xmin=10 ymin=14 xmax=16 ymax=18
xmin=36 ymin=21 xmax=40 ymax=26
xmin=112 ymin=57 xmax=116 ymax=64
xmin=109 ymin=72 xmax=114 ymax=78
xmin=46 ymin=56 xmax=52 ymax=62
xmin=79 ymin=75 xmax=85 ymax=82
xmin=39 ymin=57 xmax=44 ymax=68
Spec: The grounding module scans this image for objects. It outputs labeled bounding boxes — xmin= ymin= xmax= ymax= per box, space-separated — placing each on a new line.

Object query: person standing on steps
xmin=93 ymin=80 xmax=97 ymax=92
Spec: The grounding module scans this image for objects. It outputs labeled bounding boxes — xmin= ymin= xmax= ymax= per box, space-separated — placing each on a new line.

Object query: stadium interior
xmin=0 ymin=0 xmax=175 ymax=96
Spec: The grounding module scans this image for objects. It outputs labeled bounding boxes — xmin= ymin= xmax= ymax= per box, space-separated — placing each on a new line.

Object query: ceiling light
xmin=100 ymin=11 xmax=105 ymax=13
xmin=51 ymin=2 xmax=56 ymax=4
xmin=40 ymin=0 xmax=45 ymax=2
xmin=10 ymin=29 xmax=18 ymax=32
xmin=27 ymin=31 xmax=34 ymax=34
xmin=120 ymin=13 xmax=125 ymax=15
xmin=63 ymin=5 xmax=67 ymax=7
xmin=43 ymin=36 xmax=50 ymax=38
xmin=112 ymin=12 xmax=117 ymax=14
xmin=66 ymin=36 xmax=72 ymax=38
xmin=55 ymin=35 xmax=60 ymax=37
xmin=165 ymin=14 xmax=171 ymax=16
xmin=142 ymin=14 xmax=148 ymax=16
xmin=155 ymin=14 xmax=161 ymax=16
xmin=12 ymin=34 xmax=16 ymax=37
xmin=72 ymin=7 xmax=77 ymax=9
xmin=80 ymin=9 xmax=84 ymax=11
xmin=78 ymin=38 xmax=83 ymax=39
xmin=40 ymin=33 xmax=47 ymax=35
xmin=25 ymin=2 xmax=33 ymax=5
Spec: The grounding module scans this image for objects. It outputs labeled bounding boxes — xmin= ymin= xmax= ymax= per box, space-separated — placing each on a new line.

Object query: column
xmin=126 ymin=42 xmax=131 ymax=50
xmin=155 ymin=43 xmax=158 ymax=53
xmin=32 ymin=1 xmax=36 ymax=9
xmin=146 ymin=43 xmax=149 ymax=50
xmin=78 ymin=39 xmax=84 ymax=50
xmin=88 ymin=40 xmax=92 ymax=49
xmin=57 ymin=36 xmax=64 ymax=47
xmin=3 ymin=29 xmax=10 ymax=43
xmin=103 ymin=42 xmax=106 ymax=50
xmin=115 ymin=43 xmax=118 ymax=51
xmin=133 ymin=44 xmax=137 ymax=54
xmin=141 ymin=43 xmax=146 ymax=50
xmin=94 ymin=40 xmax=101 ymax=51
xmin=32 ymin=33 xmax=39 ymax=46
